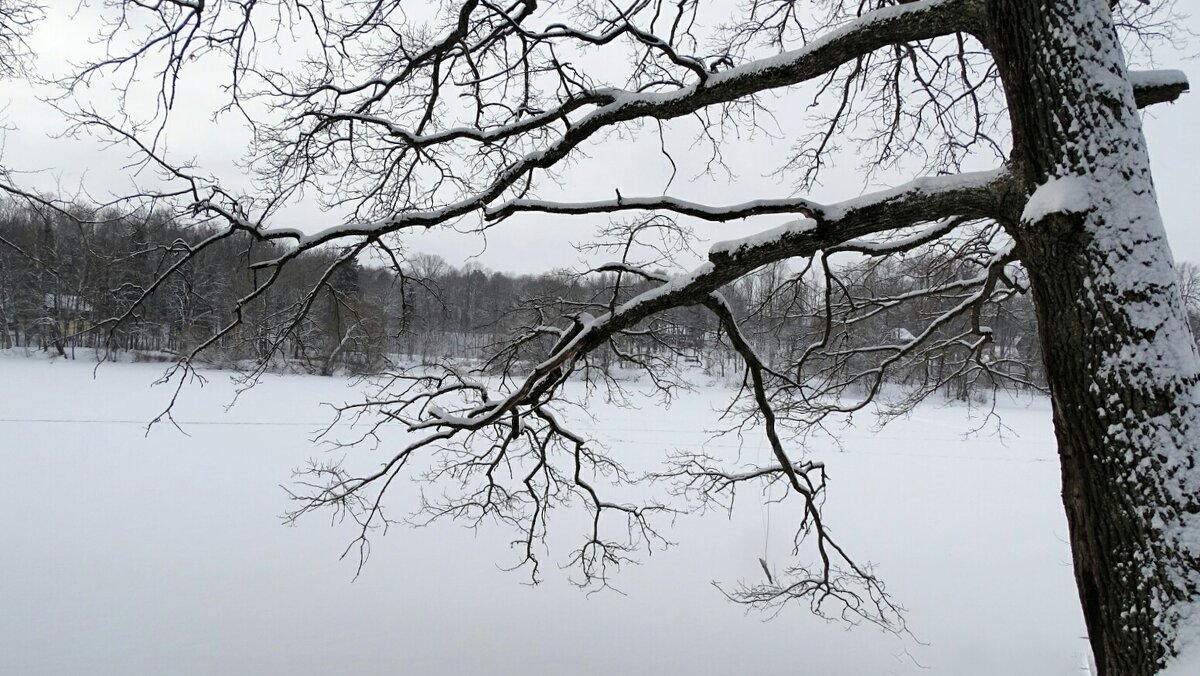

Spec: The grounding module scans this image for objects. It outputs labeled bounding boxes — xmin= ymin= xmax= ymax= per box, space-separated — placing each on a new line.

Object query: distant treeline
xmin=10 ymin=200 xmax=1194 ymax=397
xmin=0 ymin=200 xmax=709 ymax=373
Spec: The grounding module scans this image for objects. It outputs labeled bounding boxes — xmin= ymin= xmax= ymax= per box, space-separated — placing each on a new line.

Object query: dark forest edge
xmin=8 ymin=197 xmax=1198 ymax=397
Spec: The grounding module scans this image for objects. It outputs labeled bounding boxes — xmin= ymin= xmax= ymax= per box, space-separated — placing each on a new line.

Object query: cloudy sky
xmin=0 ymin=2 xmax=1197 ymax=275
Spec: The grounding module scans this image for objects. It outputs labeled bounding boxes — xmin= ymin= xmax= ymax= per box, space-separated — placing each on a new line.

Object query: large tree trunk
xmin=986 ymin=0 xmax=1200 ymax=673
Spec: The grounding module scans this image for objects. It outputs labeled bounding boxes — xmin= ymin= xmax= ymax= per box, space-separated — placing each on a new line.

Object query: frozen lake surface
xmin=0 ymin=355 xmax=1087 ymax=675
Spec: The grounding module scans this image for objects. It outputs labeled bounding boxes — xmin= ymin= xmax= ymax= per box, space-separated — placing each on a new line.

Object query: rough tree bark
xmin=7 ymin=0 xmax=1199 ymax=672
xmin=987 ymin=0 xmax=1200 ymax=673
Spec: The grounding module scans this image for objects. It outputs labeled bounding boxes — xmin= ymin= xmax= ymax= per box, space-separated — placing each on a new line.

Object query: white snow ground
xmin=0 ymin=354 xmax=1089 ymax=675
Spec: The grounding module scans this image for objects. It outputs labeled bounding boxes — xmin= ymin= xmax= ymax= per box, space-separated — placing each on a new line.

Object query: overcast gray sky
xmin=0 ymin=3 xmax=1197 ymax=275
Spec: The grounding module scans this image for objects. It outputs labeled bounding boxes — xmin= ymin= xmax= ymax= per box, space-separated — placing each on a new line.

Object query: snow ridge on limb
xmin=572 ymin=167 xmax=1011 ymax=369
xmin=1129 ymin=69 xmax=1190 ymax=108
xmin=707 ymin=170 xmax=1009 ymax=260
xmin=490 ymin=169 xmax=1007 ymax=255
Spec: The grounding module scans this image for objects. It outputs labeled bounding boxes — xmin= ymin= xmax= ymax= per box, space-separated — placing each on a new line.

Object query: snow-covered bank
xmin=0 ymin=356 xmax=1086 ymax=675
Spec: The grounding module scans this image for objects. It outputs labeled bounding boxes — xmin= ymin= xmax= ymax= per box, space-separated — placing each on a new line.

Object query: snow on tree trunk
xmin=988 ymin=0 xmax=1200 ymax=673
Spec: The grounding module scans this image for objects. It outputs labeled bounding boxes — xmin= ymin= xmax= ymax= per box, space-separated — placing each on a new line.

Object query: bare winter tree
xmin=0 ymin=0 xmax=39 ymax=192
xmin=10 ymin=0 xmax=1198 ymax=672
xmin=0 ymin=0 xmax=38 ymax=80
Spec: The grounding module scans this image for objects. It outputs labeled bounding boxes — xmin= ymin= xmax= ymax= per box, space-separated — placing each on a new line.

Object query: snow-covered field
xmin=0 ymin=354 xmax=1087 ymax=675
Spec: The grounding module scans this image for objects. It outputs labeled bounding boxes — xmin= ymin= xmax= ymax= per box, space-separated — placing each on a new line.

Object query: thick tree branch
xmin=486 ymin=194 xmax=824 ymax=223
xmin=411 ymin=167 xmax=1012 ymax=434
xmin=215 ymin=0 xmax=981 ymax=259
xmin=487 ymin=169 xmax=1007 ymax=226
xmin=1130 ymin=69 xmax=1190 ymax=108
